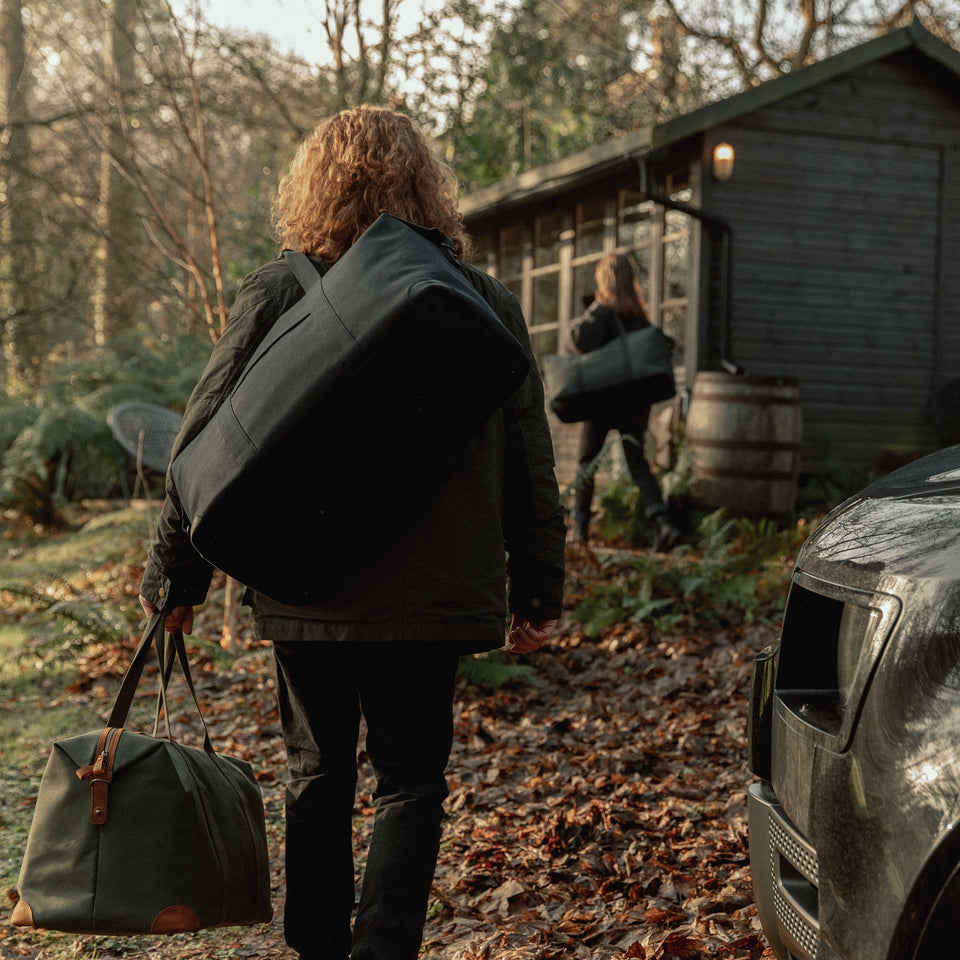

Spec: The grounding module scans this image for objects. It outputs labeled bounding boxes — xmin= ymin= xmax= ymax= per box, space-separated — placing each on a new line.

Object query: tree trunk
xmin=0 ymin=0 xmax=40 ymax=394
xmin=94 ymin=0 xmax=140 ymax=347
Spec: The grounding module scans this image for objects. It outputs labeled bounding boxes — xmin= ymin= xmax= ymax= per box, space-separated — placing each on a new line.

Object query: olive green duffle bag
xmin=11 ymin=612 xmax=273 ymax=934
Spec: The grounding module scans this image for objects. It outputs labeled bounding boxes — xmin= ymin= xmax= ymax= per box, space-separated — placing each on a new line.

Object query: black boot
xmin=572 ymin=487 xmax=592 ymax=541
xmin=652 ymin=512 xmax=681 ymax=552
xmin=572 ymin=509 xmax=590 ymax=542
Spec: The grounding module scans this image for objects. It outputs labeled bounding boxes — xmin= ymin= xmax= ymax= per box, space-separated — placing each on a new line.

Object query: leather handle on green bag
xmin=106 ymin=612 xmax=214 ymax=754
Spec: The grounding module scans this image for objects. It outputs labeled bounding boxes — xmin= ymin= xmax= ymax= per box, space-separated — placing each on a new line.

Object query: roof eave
xmin=460 ymin=128 xmax=652 ymax=222
xmin=650 ymin=19 xmax=959 ymax=150
xmin=460 ymin=19 xmax=960 ymax=222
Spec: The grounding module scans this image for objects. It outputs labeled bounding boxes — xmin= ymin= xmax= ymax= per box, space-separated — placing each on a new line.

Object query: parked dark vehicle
xmin=749 ymin=445 xmax=960 ymax=960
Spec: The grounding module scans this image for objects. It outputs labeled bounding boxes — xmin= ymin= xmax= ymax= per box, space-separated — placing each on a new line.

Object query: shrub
xmin=0 ymin=406 xmax=113 ymax=523
xmin=0 ymin=327 xmax=211 ymax=519
xmin=571 ymin=508 xmax=806 ymax=636
xmin=0 ymin=401 xmax=39 ymax=459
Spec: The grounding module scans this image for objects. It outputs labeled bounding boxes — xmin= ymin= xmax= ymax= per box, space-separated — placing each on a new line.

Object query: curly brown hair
xmin=271 ymin=105 xmax=472 ymax=262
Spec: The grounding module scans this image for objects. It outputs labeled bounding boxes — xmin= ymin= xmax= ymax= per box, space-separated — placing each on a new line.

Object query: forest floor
xmin=0 ymin=504 xmax=780 ymax=960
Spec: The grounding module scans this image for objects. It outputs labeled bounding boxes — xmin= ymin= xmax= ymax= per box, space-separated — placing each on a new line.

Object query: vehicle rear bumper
xmin=748 ymin=781 xmax=837 ymax=960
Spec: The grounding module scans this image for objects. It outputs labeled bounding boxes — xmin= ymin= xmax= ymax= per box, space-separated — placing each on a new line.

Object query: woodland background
xmin=3 ymin=0 xmax=960 ymax=420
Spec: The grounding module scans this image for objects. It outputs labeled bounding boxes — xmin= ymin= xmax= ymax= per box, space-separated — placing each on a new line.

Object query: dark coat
xmin=567 ymin=301 xmax=656 ymax=435
xmin=569 ymin=301 xmax=649 ymax=355
xmin=140 ymin=252 xmax=565 ymax=651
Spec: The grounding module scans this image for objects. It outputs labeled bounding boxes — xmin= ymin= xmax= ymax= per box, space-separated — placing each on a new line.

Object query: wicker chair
xmin=107 ymin=403 xmax=183 ymax=500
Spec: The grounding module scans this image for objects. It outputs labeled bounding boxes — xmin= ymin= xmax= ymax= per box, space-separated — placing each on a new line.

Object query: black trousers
xmin=573 ymin=407 xmax=666 ymax=530
xmin=272 ymin=640 xmax=463 ymax=960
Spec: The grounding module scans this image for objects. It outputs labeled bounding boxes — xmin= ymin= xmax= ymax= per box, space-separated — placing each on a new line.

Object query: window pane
xmin=665 ymin=206 xmax=689 ymax=238
xmin=535 ymin=211 xmax=563 ymax=268
xmin=630 ymin=246 xmax=652 ymax=301
xmin=532 ymin=327 xmax=559 ymax=358
xmin=573 ymin=260 xmax=599 ymax=315
xmin=664 ymin=236 xmax=689 ymax=301
xmin=661 ymin=303 xmax=685 ymax=366
xmin=576 ymin=198 xmax=606 ymax=257
xmin=532 ymin=273 xmax=559 ymax=327
xmin=619 ymin=193 xmax=653 ymax=248
xmin=500 ymin=224 xmax=525 ymax=281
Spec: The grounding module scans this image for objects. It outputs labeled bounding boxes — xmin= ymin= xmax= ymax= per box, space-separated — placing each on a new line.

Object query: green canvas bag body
xmin=12 ymin=613 xmax=273 ymax=935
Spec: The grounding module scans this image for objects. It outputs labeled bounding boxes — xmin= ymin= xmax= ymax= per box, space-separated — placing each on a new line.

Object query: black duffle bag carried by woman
xmin=543 ymin=311 xmax=675 ymax=424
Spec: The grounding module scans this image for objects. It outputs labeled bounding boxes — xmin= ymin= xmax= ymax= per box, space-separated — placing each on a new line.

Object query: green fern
xmin=596 ymin=475 xmax=646 ymax=544
xmin=0 ymin=581 xmax=125 ymax=655
xmin=570 ymin=505 xmax=798 ymax=636
xmin=0 ymin=404 xmax=113 ymax=520
xmin=0 ymin=325 xmax=213 ymax=516
xmin=457 ymin=650 xmax=534 ymax=689
xmin=0 ymin=401 xmax=39 ymax=458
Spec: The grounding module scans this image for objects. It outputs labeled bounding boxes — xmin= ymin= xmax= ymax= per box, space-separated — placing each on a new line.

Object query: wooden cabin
xmin=461 ymin=21 xmax=960 ymax=511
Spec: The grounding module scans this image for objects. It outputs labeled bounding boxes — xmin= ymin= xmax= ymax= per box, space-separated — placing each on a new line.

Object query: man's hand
xmin=504 ymin=613 xmax=558 ymax=654
xmin=139 ymin=595 xmax=195 ymax=634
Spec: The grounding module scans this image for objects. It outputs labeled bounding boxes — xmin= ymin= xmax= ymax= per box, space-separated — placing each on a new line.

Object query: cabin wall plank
xmin=698 ymin=53 xmax=959 ymax=471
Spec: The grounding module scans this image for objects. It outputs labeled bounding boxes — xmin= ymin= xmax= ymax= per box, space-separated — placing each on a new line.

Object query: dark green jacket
xmin=140 ymin=253 xmax=565 ymax=650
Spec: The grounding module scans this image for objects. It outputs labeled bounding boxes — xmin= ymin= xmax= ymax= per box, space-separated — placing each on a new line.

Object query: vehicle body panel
xmin=749 ymin=445 xmax=960 ymax=960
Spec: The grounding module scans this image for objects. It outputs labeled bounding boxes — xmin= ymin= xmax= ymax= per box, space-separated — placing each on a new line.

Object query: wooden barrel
xmin=686 ymin=373 xmax=802 ymax=516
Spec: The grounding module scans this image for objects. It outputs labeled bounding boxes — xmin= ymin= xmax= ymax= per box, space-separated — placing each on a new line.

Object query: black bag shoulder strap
xmin=283 ymin=219 xmax=459 ymax=295
xmin=283 ymin=250 xmax=327 ymax=292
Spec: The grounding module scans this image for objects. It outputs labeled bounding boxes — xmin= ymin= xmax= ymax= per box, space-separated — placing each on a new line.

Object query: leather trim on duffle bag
xmin=151 ymin=904 xmax=201 ymax=932
xmin=11 ymin=898 xmax=34 ymax=927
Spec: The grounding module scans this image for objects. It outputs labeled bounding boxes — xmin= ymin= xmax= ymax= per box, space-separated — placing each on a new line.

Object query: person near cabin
xmin=569 ymin=252 xmax=681 ymax=550
xmin=137 ymin=106 xmax=566 ymax=960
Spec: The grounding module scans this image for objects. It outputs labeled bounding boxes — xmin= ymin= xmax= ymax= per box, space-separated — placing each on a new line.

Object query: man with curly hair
xmin=139 ymin=106 xmax=565 ymax=960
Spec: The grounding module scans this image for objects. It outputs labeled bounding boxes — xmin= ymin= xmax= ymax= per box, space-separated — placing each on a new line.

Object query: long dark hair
xmin=594 ymin=253 xmax=648 ymax=321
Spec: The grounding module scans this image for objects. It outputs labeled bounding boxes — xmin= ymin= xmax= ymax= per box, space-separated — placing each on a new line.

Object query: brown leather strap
xmin=76 ymin=727 xmax=123 ymax=825
xmin=75 ymin=728 xmax=112 ymax=781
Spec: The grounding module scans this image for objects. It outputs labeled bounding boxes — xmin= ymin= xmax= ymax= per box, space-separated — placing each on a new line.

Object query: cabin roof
xmin=460 ymin=19 xmax=960 ymax=220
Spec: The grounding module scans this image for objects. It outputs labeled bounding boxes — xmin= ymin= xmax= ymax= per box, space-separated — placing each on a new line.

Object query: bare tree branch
xmin=661 ymin=0 xmax=759 ymax=84
xmin=163 ymin=1 xmax=228 ymax=336
xmin=212 ymin=32 xmax=309 ymax=140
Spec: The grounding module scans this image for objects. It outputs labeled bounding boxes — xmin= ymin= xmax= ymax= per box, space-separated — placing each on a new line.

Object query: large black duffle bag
xmin=171 ymin=215 xmax=529 ymax=605
xmin=543 ymin=324 xmax=676 ymax=424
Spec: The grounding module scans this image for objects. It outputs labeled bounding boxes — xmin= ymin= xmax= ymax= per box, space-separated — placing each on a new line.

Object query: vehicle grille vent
xmin=770 ymin=818 xmax=821 ymax=960
xmin=771 ymin=819 xmax=818 ymax=885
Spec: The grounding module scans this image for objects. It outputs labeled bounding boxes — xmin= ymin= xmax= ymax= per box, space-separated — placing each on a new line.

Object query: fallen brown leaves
xmin=2 ymin=549 xmax=778 ymax=959
xmin=421 ymin=614 xmax=777 ymax=960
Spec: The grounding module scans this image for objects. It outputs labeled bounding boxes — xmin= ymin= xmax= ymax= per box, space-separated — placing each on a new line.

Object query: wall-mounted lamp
xmin=713 ymin=142 xmax=735 ymax=182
